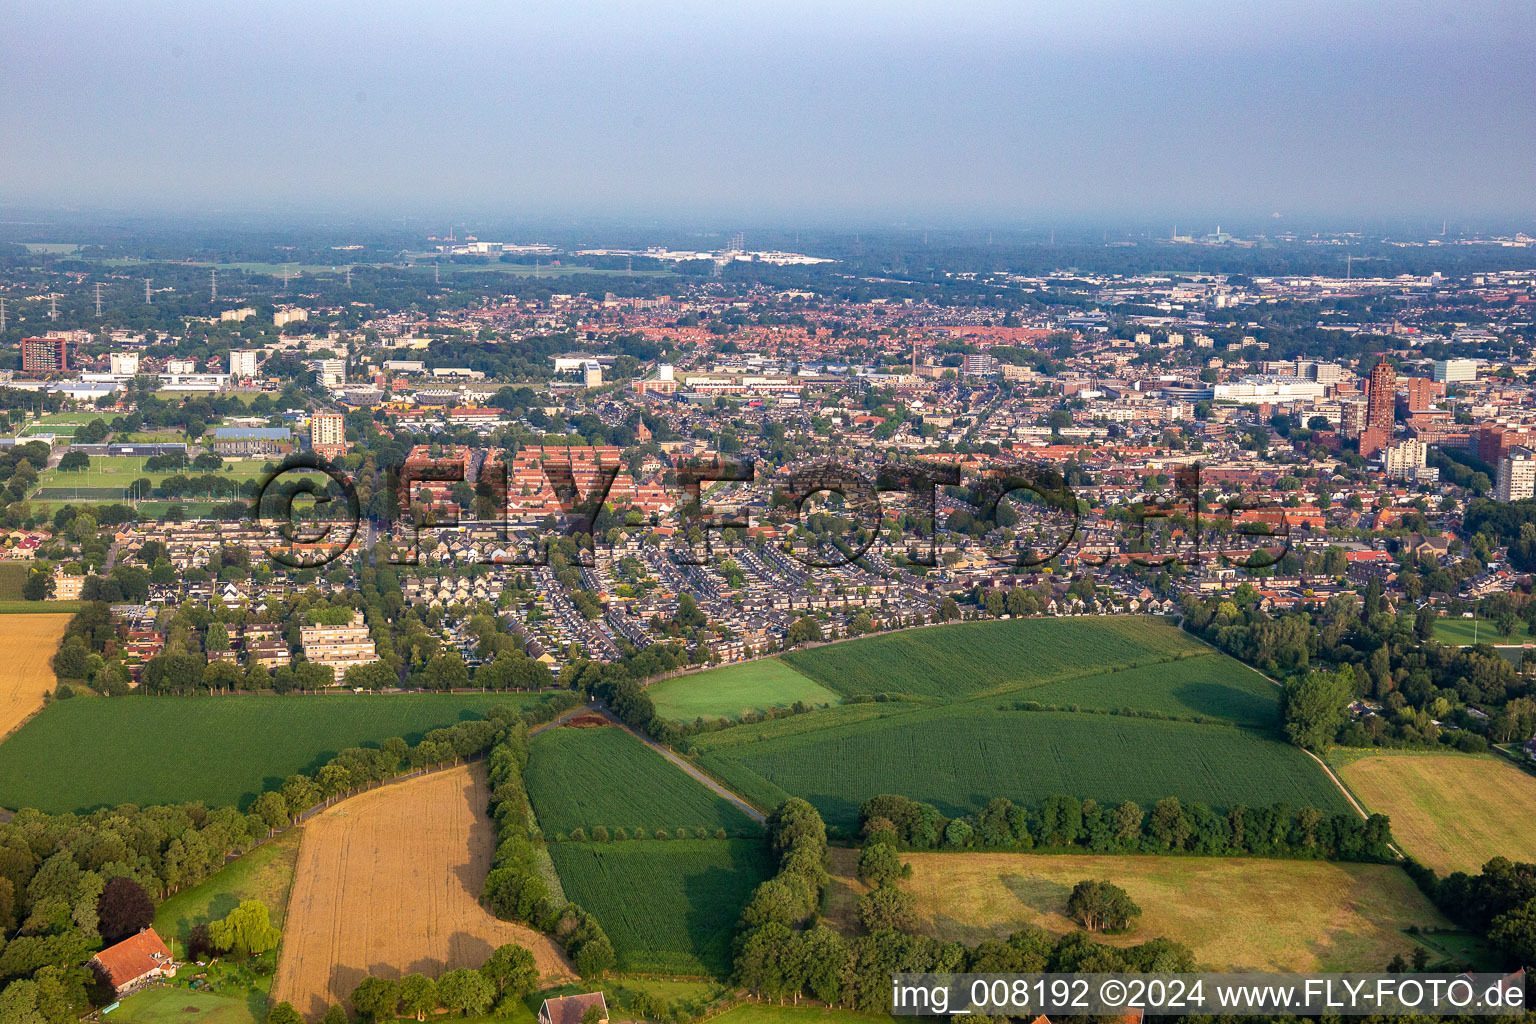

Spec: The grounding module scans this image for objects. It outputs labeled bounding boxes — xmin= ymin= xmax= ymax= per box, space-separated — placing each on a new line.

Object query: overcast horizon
xmin=3 ymin=1 xmax=1534 ymax=227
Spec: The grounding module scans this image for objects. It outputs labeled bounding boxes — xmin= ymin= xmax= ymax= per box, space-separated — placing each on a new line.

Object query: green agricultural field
xmin=0 ymin=563 xmax=27 ymax=601
xmin=547 ymin=838 xmax=773 ymax=976
xmin=108 ymin=985 xmax=264 ymax=1024
xmin=0 ymin=692 xmax=553 ymax=813
xmin=696 ymin=704 xmax=1349 ymax=833
xmin=1020 ymin=653 xmax=1280 ymax=727
xmin=647 ymin=658 xmax=840 ymax=722
xmin=527 ymin=725 xmax=760 ymax=836
xmin=781 ymin=616 xmax=1205 ymax=702
xmin=154 ymin=828 xmax=302 ymax=945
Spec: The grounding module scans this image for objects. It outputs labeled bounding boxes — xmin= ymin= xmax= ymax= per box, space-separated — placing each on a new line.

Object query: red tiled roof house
xmin=90 ymin=927 xmax=177 ymax=995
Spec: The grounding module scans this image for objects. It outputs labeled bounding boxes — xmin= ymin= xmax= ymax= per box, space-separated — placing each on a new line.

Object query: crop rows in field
xmin=696 ymin=705 xmax=1349 ymax=833
xmin=547 ymin=839 xmax=773 ymax=976
xmin=527 ymin=725 xmax=760 ymax=836
xmin=1019 ymin=654 xmax=1279 ymax=727
xmin=781 ymin=616 xmax=1207 ymax=702
xmin=0 ymin=692 xmax=551 ymax=812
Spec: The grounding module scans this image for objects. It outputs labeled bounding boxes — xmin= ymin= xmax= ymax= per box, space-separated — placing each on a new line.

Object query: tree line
xmin=854 ymin=793 xmax=1395 ymax=862
xmin=479 ymin=721 xmax=616 ymax=979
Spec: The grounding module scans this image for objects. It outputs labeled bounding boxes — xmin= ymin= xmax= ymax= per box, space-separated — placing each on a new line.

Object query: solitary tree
xmin=1066 ymin=879 xmax=1141 ymax=933
xmin=96 ymin=877 xmax=154 ymax=943
xmin=208 ymin=900 xmax=281 ymax=957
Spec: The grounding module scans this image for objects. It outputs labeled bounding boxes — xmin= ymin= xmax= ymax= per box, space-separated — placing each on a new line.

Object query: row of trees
xmin=480 ymin=719 xmax=615 ymax=978
xmin=855 ymin=792 xmax=1396 ymax=862
xmin=343 ymin=942 xmax=540 ymax=1022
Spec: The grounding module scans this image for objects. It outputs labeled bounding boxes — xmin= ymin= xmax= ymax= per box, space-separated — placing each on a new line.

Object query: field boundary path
xmin=589 ymin=704 xmax=767 ymax=823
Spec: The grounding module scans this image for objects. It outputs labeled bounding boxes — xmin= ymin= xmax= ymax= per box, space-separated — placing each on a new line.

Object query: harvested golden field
xmin=826 ymin=849 xmax=1449 ymax=971
xmin=0 ymin=615 xmax=71 ymax=742
xmin=273 ymin=765 xmax=571 ymax=1018
xmin=1340 ymin=753 xmax=1536 ymax=875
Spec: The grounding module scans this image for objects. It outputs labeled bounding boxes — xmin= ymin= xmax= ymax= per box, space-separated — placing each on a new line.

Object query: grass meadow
xmin=647 ymin=658 xmax=840 ymax=722
xmin=1338 ymin=752 xmax=1536 ymax=875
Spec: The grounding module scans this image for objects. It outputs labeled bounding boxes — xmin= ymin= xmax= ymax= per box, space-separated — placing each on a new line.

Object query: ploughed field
xmin=272 ymin=765 xmax=570 ymax=1018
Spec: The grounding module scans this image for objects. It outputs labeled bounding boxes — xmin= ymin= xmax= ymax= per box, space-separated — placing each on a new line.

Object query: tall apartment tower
xmin=310 ymin=412 xmax=346 ymax=459
xmin=1497 ymin=446 xmax=1536 ymax=503
xmin=1359 ymin=358 xmax=1396 ymax=457
xmin=20 ymin=336 xmax=69 ymax=372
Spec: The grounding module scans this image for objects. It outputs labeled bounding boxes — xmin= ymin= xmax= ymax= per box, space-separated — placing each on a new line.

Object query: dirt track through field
xmin=272 ymin=765 xmax=572 ymax=1018
xmin=0 ymin=615 xmax=72 ymax=741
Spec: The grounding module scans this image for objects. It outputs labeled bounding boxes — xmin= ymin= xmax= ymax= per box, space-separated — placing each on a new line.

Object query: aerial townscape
xmin=1 ymin=4 xmax=1533 ymax=1024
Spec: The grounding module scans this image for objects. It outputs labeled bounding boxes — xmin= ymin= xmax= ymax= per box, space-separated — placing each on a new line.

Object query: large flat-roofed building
xmin=21 ymin=336 xmax=68 ymax=372
xmin=300 ymin=612 xmax=379 ymax=676
xmin=1433 ymin=358 xmax=1478 ymax=384
xmin=210 ymin=426 xmax=294 ymax=457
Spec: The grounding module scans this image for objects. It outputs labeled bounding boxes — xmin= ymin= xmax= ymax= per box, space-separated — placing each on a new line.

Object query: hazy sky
xmin=3 ymin=1 xmax=1533 ymax=224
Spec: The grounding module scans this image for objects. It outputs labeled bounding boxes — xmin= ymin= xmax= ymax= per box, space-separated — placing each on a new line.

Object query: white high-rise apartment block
xmin=1381 ymin=439 xmax=1427 ymax=479
xmin=1496 ymin=446 xmax=1536 ymax=502
xmin=310 ymin=412 xmax=345 ymax=451
xmin=109 ymin=352 xmax=139 ymax=376
xmin=229 ymin=350 xmax=260 ymax=377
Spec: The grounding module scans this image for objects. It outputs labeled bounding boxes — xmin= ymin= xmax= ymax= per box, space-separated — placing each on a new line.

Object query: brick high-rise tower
xmin=1360 ymin=358 xmax=1396 ymax=457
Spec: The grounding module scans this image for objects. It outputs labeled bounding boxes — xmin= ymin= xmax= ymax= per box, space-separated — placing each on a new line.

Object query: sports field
xmin=527 ymin=723 xmax=760 ymax=835
xmin=781 ymin=616 xmax=1207 ymax=702
xmin=547 ymin=838 xmax=773 ymax=976
xmin=155 ymin=828 xmax=303 ymax=946
xmin=0 ymin=692 xmax=550 ymax=812
xmin=825 ymin=849 xmax=1454 ymax=971
xmin=1433 ymin=618 xmax=1526 ymax=647
xmin=273 ymin=766 xmax=571 ymax=1018
xmin=1339 ymin=753 xmax=1536 ymax=875
xmin=695 ymin=705 xmax=1347 ymax=832
xmin=647 ymin=658 xmax=840 ymax=721
xmin=0 ymin=614 xmax=72 ymax=740
xmin=35 ymin=455 xmax=272 ymax=501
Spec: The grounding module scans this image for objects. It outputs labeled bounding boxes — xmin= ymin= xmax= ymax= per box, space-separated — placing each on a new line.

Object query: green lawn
xmin=108 ymin=985 xmax=264 ymax=1024
xmin=527 ymin=725 xmax=759 ymax=836
xmin=695 ymin=704 xmax=1349 ymax=834
xmin=547 ymin=839 xmax=773 ymax=976
xmin=781 ymin=616 xmax=1205 ymax=702
xmin=0 ymin=692 xmax=554 ymax=813
xmin=154 ymin=828 xmax=303 ymax=946
xmin=647 ymin=659 xmax=840 ymax=722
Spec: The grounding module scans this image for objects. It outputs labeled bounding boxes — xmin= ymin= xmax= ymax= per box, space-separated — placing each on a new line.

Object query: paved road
xmin=587 ymin=704 xmax=768 ymax=824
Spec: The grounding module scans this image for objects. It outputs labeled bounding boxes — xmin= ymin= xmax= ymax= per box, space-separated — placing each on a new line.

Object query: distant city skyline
xmin=1 ymin=0 xmax=1533 ymax=223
